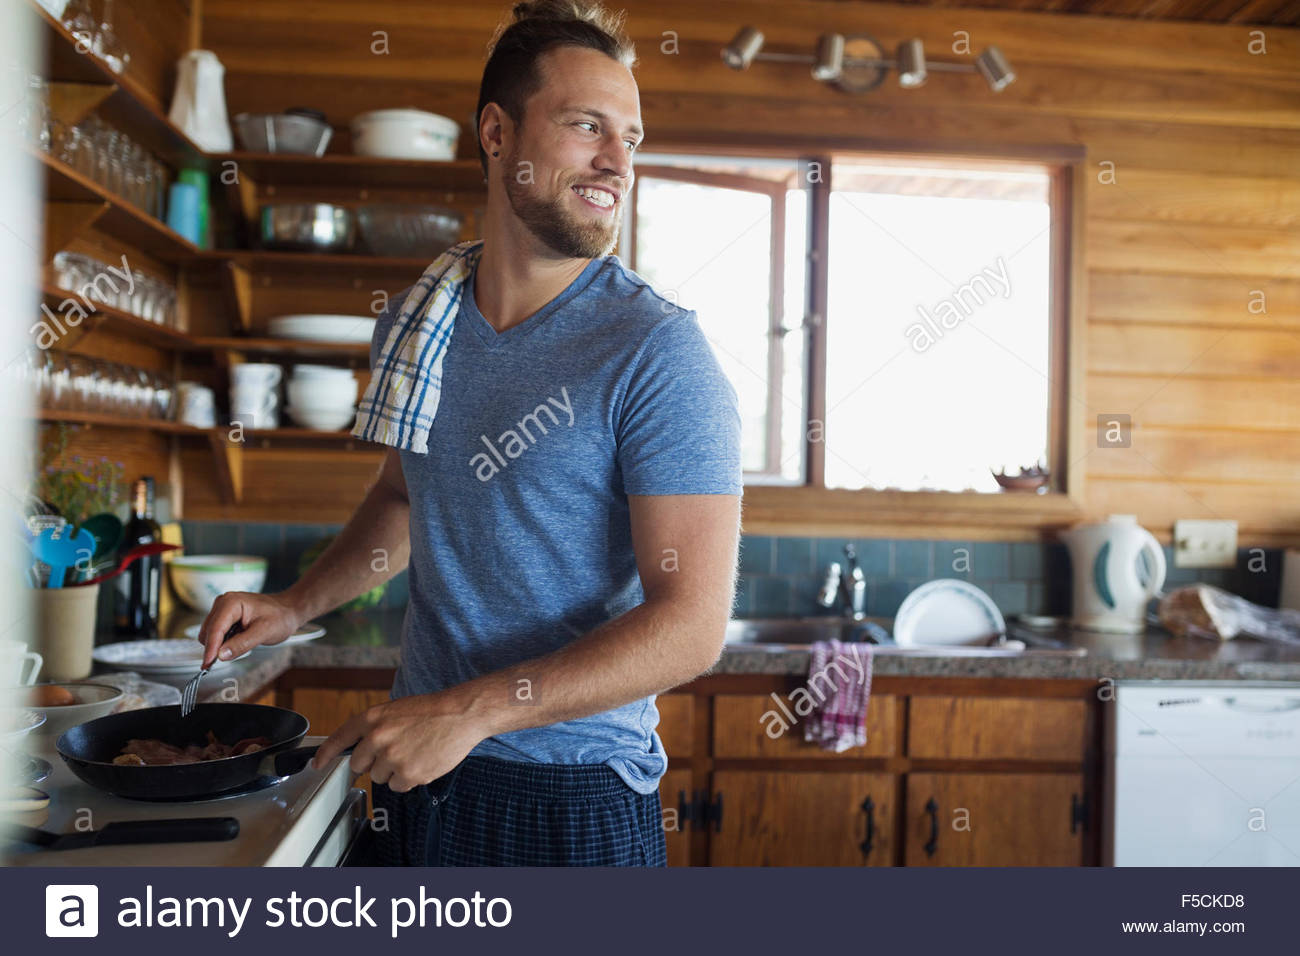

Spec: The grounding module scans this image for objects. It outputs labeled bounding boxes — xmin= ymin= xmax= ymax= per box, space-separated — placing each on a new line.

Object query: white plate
xmin=892 ymin=579 xmax=1006 ymax=646
xmin=268 ymin=315 xmax=376 ymax=344
xmin=92 ymin=640 xmax=252 ymax=674
xmin=183 ymin=621 xmax=326 ymax=646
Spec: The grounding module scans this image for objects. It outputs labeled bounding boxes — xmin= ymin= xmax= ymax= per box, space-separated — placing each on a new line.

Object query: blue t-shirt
xmin=370 ymin=253 xmax=742 ymax=793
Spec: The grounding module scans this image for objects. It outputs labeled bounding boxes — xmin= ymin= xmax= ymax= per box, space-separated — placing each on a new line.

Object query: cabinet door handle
xmin=1071 ymin=793 xmax=1087 ymax=835
xmin=859 ymin=796 xmax=875 ymax=859
xmin=676 ymin=790 xmax=690 ymax=831
xmin=923 ymin=797 xmax=939 ymax=857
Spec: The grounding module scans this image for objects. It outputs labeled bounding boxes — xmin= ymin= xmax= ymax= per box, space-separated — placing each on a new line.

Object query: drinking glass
xmin=94 ymin=0 xmax=130 ymax=75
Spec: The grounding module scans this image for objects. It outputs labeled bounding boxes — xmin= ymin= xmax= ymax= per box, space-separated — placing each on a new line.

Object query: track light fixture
xmin=720 ymin=27 xmax=1016 ymax=95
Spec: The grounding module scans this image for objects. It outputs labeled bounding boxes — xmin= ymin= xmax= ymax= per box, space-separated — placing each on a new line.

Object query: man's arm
xmin=310 ymin=492 xmax=741 ymax=788
xmin=200 ymin=448 xmax=412 ymax=665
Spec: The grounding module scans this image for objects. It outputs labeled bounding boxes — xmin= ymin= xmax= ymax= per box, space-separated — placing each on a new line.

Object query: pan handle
xmin=269 ymin=743 xmax=357 ymax=778
xmin=94 ymin=817 xmax=240 ymax=846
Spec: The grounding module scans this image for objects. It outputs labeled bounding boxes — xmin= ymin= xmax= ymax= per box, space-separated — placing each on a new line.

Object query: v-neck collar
xmin=462 ymin=254 xmax=607 ymax=349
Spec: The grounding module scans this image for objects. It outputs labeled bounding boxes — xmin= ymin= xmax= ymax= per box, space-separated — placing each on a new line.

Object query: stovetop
xmin=2 ymin=734 xmax=358 ymax=866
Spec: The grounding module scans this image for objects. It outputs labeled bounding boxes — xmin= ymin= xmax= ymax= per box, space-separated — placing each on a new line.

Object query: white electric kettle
xmin=1060 ymin=515 xmax=1166 ymax=633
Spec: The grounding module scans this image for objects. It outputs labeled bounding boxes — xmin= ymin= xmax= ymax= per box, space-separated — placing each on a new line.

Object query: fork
xmin=181 ymin=621 xmax=242 ymax=717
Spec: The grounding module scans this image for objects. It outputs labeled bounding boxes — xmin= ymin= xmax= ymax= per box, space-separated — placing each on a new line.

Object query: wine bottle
xmin=115 ymin=476 xmax=161 ymax=639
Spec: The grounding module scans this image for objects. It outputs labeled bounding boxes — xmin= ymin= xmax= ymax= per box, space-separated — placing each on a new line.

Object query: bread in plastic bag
xmin=1158 ymin=584 xmax=1300 ymax=645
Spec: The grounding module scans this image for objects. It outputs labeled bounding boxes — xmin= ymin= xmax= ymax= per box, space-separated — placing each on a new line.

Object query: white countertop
xmin=3 ymin=734 xmax=359 ymax=867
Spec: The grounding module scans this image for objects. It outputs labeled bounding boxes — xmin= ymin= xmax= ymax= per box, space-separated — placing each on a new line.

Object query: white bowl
xmin=24 ymin=682 xmax=124 ymax=736
xmin=288 ymin=378 xmax=358 ymax=408
xmin=350 ymin=109 xmax=459 ymax=161
xmin=168 ymin=554 xmax=268 ymax=614
xmin=285 ymin=405 xmax=356 ymax=431
xmin=292 ymin=364 xmax=356 ymax=381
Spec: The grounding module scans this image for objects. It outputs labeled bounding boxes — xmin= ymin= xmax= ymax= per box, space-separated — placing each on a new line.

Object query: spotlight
xmin=722 ymin=26 xmax=764 ymax=70
xmin=896 ymin=39 xmax=926 ymax=88
xmin=975 ymin=46 xmax=1015 ymax=92
xmin=812 ymin=33 xmax=845 ymax=81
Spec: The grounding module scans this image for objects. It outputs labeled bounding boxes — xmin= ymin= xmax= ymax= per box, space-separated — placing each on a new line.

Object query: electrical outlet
xmin=1173 ymin=519 xmax=1238 ymax=569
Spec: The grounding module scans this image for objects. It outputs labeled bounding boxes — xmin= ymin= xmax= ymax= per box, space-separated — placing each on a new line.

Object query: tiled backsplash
xmin=736 ymin=536 xmax=1282 ymax=619
xmin=112 ymin=522 xmax=1280 ymax=627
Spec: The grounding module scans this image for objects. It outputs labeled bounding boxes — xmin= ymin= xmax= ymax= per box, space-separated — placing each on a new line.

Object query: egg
xmin=30 ymin=684 xmax=77 ymax=707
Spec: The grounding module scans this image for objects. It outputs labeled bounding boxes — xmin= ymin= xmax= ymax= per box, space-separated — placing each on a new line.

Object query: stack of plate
xmin=268 ymin=314 xmax=376 ymax=344
xmin=286 ymin=364 xmax=358 ymax=431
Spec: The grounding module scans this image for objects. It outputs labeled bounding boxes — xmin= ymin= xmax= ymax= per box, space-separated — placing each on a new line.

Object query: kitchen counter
xmin=106 ymin=607 xmax=1300 ymax=703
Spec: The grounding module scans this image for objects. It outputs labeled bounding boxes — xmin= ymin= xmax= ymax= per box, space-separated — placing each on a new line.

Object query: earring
xmin=492 ymin=151 xmax=499 ymax=157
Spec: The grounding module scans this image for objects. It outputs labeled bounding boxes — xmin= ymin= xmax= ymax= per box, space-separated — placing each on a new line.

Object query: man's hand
xmin=310 ymin=692 xmax=491 ymax=792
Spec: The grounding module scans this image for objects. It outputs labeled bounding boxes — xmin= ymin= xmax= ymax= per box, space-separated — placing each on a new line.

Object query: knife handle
xmin=93 ymin=816 xmax=240 ymax=846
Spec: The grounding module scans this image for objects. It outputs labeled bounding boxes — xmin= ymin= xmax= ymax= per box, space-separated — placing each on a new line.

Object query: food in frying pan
xmin=111 ymin=730 xmax=274 ymax=766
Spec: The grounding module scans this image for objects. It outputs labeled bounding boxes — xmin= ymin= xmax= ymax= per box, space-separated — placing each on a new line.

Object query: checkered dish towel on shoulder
xmin=351 ymin=239 xmax=486 ymax=454
xmin=805 ymin=638 xmax=875 ymax=752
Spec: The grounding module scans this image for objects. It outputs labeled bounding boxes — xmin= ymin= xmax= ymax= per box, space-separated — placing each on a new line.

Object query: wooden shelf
xmin=30 ymin=1 xmax=205 ymax=169
xmin=36 ymin=407 xmax=205 ymax=433
xmin=209 ymin=152 xmax=487 ymax=192
xmin=40 ymin=283 xmax=193 ymax=351
xmin=38 ymin=150 xmax=201 ymax=261
xmin=193 ymin=336 xmax=370 ymax=360
xmin=191 ymin=249 xmax=432 ymax=275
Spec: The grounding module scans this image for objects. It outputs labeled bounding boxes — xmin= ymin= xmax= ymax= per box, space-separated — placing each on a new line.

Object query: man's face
xmin=500 ymin=46 xmax=642 ymax=259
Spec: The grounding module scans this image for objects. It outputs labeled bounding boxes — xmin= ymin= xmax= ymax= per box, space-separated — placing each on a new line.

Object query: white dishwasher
xmin=1106 ymin=681 xmax=1300 ymax=866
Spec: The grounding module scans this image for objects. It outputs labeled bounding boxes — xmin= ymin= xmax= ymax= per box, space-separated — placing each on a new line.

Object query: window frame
xmin=625 ymin=141 xmax=1088 ymax=539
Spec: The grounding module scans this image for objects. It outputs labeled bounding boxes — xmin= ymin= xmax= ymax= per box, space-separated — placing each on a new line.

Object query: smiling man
xmin=197 ymin=0 xmax=741 ymax=866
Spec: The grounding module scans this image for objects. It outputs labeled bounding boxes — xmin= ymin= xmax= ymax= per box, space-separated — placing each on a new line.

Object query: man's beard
xmin=503 ymin=149 xmax=621 ymax=259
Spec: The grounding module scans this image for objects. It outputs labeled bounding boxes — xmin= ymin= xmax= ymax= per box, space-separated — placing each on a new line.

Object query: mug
xmin=231 ymin=363 xmax=282 ymax=389
xmin=230 ymin=389 xmax=277 ymax=428
xmin=0 ymin=639 xmax=44 ymax=686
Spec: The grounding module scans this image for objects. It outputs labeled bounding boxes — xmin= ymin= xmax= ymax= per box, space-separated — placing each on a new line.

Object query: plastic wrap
xmin=1158 ymin=584 xmax=1300 ymax=645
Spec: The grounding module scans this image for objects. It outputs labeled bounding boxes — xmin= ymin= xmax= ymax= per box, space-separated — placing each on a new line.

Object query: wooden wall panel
xmin=196 ymin=0 xmax=1300 ymax=540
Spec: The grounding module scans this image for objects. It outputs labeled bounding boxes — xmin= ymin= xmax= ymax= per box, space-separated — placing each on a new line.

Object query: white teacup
xmin=0 ymin=639 xmax=43 ymax=686
xmin=232 ymin=363 xmax=283 ymax=390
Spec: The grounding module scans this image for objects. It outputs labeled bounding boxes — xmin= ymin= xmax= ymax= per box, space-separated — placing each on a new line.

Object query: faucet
xmin=817 ymin=543 xmax=866 ymax=620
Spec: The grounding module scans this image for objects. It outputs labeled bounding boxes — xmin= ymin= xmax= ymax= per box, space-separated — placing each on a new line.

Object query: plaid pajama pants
xmin=368 ymin=755 xmax=668 ymax=866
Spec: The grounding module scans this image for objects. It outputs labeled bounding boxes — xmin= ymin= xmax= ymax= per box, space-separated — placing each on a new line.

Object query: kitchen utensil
xmin=177 ymin=381 xmax=217 ymax=427
xmin=181 ymin=621 xmax=241 ymax=717
xmin=27 ymin=524 xmax=95 ymax=588
xmin=268 ymin=314 xmax=376 ymax=343
xmin=892 ymin=579 xmax=1006 ymax=646
xmin=25 ymin=682 xmax=124 ymax=736
xmin=0 ymin=787 xmax=49 ymax=815
xmin=0 ymin=640 xmax=44 ymax=687
xmin=69 ymin=540 xmax=180 ymax=589
xmin=259 ymin=202 xmax=355 ymax=252
xmin=184 ymin=620 xmax=326 ymax=645
xmin=91 ymin=639 xmax=252 ymax=675
xmin=1060 ymin=514 xmax=1166 ymax=633
xmin=234 ymin=109 xmax=332 ymax=155
xmin=30 ymin=583 xmax=98 ymax=679
xmin=356 ymin=203 xmax=462 ymax=257
xmin=56 ymin=703 xmax=352 ymax=801
xmin=350 ymin=108 xmax=458 ymax=160
xmin=1 ymin=816 xmax=239 ymax=850
xmin=167 ymin=50 xmax=233 ymax=152
xmin=80 ymin=512 xmax=123 ymax=565
xmin=230 ymin=362 xmax=283 ymax=389
xmin=167 ymin=554 xmax=268 ymax=613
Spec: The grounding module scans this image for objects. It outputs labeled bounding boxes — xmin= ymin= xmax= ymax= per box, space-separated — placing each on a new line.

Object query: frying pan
xmin=56 ymin=702 xmax=349 ymax=802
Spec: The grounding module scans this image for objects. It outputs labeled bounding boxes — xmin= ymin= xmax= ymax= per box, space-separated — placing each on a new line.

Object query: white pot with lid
xmin=350 ymin=109 xmax=459 ymax=160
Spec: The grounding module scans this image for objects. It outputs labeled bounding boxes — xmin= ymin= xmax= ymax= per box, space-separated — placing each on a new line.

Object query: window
xmin=628 ymin=151 xmax=1066 ymax=495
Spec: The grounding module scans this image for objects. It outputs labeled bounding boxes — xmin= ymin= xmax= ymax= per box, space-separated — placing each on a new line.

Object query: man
xmin=197 ymin=0 xmax=741 ymax=866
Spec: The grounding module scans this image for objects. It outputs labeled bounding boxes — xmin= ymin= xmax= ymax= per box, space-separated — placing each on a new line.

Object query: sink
xmin=724 ymin=617 xmax=1087 ymax=657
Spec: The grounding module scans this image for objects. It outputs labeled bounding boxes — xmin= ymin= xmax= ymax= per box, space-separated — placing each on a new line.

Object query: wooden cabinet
xmin=713 ymin=694 xmax=898 ymax=758
xmin=657 ymin=694 xmax=694 ymax=757
xmin=907 ymin=696 xmax=1087 ymax=762
xmin=709 ymin=771 xmax=896 ymax=866
xmin=659 ymin=769 xmax=693 ymax=867
xmin=904 ymin=773 xmax=1087 ymax=866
